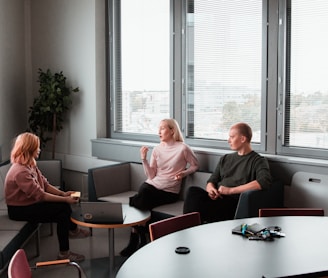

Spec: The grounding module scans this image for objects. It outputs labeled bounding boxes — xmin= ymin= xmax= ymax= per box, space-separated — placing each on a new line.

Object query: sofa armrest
xmin=37 ymin=160 xmax=63 ymax=190
xmin=234 ymin=179 xmax=284 ymax=219
xmin=88 ymin=162 xmax=132 ymax=201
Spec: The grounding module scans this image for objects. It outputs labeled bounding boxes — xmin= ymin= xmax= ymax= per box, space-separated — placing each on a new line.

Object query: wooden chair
xmin=8 ymin=249 xmax=83 ymax=278
xmin=259 ymin=208 xmax=324 ymax=217
xmin=149 ymin=212 xmax=201 ymax=241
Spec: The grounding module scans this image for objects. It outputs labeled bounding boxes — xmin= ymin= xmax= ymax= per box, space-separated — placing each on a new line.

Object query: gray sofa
xmin=0 ymin=160 xmax=62 ymax=272
xmin=88 ymin=162 xmax=284 ymax=220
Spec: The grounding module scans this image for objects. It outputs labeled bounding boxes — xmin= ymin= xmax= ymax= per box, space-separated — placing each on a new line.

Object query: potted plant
xmin=28 ymin=68 xmax=79 ymax=159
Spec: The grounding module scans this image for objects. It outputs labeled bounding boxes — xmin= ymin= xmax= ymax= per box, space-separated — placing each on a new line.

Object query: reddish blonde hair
xmin=10 ymin=132 xmax=40 ymax=166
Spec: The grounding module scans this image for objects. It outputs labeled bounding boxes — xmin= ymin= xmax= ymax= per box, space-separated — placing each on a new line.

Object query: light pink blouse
xmin=143 ymin=142 xmax=199 ymax=194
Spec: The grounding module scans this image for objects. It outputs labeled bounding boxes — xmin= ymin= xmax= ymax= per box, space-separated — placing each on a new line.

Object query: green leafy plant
xmin=28 ymin=68 xmax=79 ymax=159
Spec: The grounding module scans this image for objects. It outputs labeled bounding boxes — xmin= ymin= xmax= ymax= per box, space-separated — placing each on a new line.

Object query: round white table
xmin=116 ymin=216 xmax=328 ymax=278
xmin=71 ymin=204 xmax=150 ymax=277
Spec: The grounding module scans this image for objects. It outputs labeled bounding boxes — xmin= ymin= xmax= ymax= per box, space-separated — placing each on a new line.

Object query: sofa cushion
xmin=0 ymin=222 xmax=39 ymax=270
xmin=153 ymin=201 xmax=184 ymax=216
xmin=88 ymin=163 xmax=131 ymax=201
xmin=0 ymin=200 xmax=6 ymax=210
xmin=0 ymin=211 xmax=28 ymax=230
xmin=0 ymin=231 xmax=21 ymax=269
xmin=98 ymin=191 xmax=137 ymax=204
xmin=99 ymin=194 xmax=184 ymax=216
xmin=37 ymin=160 xmax=63 ymax=189
xmin=129 ymin=163 xmax=146 ymax=191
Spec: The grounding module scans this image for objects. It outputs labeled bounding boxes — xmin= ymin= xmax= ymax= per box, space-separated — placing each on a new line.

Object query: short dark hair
xmin=233 ymin=122 xmax=252 ymax=142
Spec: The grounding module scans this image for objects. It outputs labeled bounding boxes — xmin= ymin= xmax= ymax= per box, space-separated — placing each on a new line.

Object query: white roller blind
xmin=186 ymin=0 xmax=263 ymax=142
xmin=285 ymin=0 xmax=328 ymax=149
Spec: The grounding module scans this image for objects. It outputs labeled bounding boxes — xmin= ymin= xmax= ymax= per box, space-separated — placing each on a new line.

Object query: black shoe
xmin=120 ymin=232 xmax=139 ymax=257
xmin=136 ymin=226 xmax=148 ymax=248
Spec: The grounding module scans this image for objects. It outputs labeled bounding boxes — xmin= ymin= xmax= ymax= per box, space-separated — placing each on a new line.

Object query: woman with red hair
xmin=5 ymin=132 xmax=89 ymax=262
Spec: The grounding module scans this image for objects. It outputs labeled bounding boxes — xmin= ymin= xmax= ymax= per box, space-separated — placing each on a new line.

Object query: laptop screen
xmin=80 ymin=202 xmax=124 ymax=224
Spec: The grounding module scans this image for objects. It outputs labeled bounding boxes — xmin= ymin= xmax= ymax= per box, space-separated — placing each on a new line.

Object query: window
xmin=108 ymin=0 xmax=328 ymax=159
xmin=110 ymin=0 xmax=265 ymax=147
xmin=279 ymin=0 xmax=328 ymax=158
xmin=185 ymin=0 xmax=264 ymax=144
xmin=109 ymin=0 xmax=170 ymax=137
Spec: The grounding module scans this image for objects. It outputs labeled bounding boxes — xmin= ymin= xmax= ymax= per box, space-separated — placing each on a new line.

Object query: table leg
xmin=108 ymin=228 xmax=114 ymax=277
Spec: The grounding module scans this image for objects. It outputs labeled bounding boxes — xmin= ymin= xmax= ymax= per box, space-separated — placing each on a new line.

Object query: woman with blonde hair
xmin=5 ymin=132 xmax=89 ymax=262
xmin=120 ymin=118 xmax=199 ymax=257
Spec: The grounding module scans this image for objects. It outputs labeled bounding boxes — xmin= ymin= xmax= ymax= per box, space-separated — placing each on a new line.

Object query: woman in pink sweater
xmin=120 ymin=118 xmax=199 ymax=257
xmin=5 ymin=132 xmax=89 ymax=262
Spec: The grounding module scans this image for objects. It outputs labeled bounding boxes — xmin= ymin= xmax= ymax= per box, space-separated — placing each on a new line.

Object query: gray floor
xmin=1 ymin=224 xmax=133 ymax=278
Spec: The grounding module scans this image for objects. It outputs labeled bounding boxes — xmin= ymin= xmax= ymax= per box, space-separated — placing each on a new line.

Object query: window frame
xmin=107 ymin=0 xmax=267 ymax=152
xmin=276 ymin=0 xmax=328 ymax=159
xmin=107 ymin=0 xmax=174 ymax=143
xmin=107 ymin=0 xmax=328 ymax=160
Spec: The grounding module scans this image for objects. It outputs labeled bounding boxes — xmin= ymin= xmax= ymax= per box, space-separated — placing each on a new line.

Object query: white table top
xmin=116 ymin=216 xmax=328 ymax=278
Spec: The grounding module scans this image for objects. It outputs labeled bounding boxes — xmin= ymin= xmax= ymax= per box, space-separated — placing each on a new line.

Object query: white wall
xmin=0 ymin=0 xmax=27 ymax=162
xmin=0 ymin=0 xmax=108 ymax=175
xmin=29 ymin=0 xmax=107 ymax=161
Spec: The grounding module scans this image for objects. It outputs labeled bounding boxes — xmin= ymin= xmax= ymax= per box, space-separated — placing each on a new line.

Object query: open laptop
xmin=80 ymin=202 xmax=124 ymax=224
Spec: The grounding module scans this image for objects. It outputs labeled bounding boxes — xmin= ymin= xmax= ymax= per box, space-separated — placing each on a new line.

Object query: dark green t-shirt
xmin=207 ymin=151 xmax=272 ymax=193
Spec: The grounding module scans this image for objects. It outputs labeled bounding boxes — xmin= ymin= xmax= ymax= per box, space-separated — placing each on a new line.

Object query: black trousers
xmin=8 ymin=202 xmax=77 ymax=252
xmin=129 ymin=182 xmax=179 ymax=211
xmin=183 ymin=186 xmax=239 ymax=223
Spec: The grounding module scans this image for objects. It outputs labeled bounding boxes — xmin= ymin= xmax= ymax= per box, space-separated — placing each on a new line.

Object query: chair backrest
xmin=285 ymin=172 xmax=328 ymax=215
xmin=181 ymin=172 xmax=210 ymax=200
xmin=259 ymin=208 xmax=324 ymax=217
xmin=0 ymin=163 xmax=11 ymax=206
xmin=37 ymin=160 xmax=62 ymax=188
xmin=8 ymin=249 xmax=32 ymax=278
xmin=149 ymin=212 xmax=201 ymax=241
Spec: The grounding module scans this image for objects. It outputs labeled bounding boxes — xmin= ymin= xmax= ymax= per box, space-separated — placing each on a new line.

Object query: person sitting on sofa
xmin=5 ymin=132 xmax=90 ymax=262
xmin=120 ymin=118 xmax=199 ymax=257
xmin=183 ymin=122 xmax=272 ymax=223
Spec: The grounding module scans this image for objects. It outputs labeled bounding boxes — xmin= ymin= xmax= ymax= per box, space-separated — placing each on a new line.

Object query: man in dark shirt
xmin=183 ymin=122 xmax=272 ymax=223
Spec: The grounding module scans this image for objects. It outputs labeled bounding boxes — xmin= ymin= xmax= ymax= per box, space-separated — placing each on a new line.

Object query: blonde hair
xmin=10 ymin=132 xmax=40 ymax=166
xmin=162 ymin=118 xmax=184 ymax=142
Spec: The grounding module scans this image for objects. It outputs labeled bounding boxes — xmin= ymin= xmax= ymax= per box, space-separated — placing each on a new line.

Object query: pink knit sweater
xmin=5 ymin=163 xmax=50 ymax=206
xmin=143 ymin=141 xmax=199 ymax=194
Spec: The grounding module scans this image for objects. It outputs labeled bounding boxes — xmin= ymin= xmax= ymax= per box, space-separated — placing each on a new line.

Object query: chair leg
xmin=68 ymin=262 xmax=83 ymax=278
xmin=35 ymin=225 xmax=41 ymax=257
